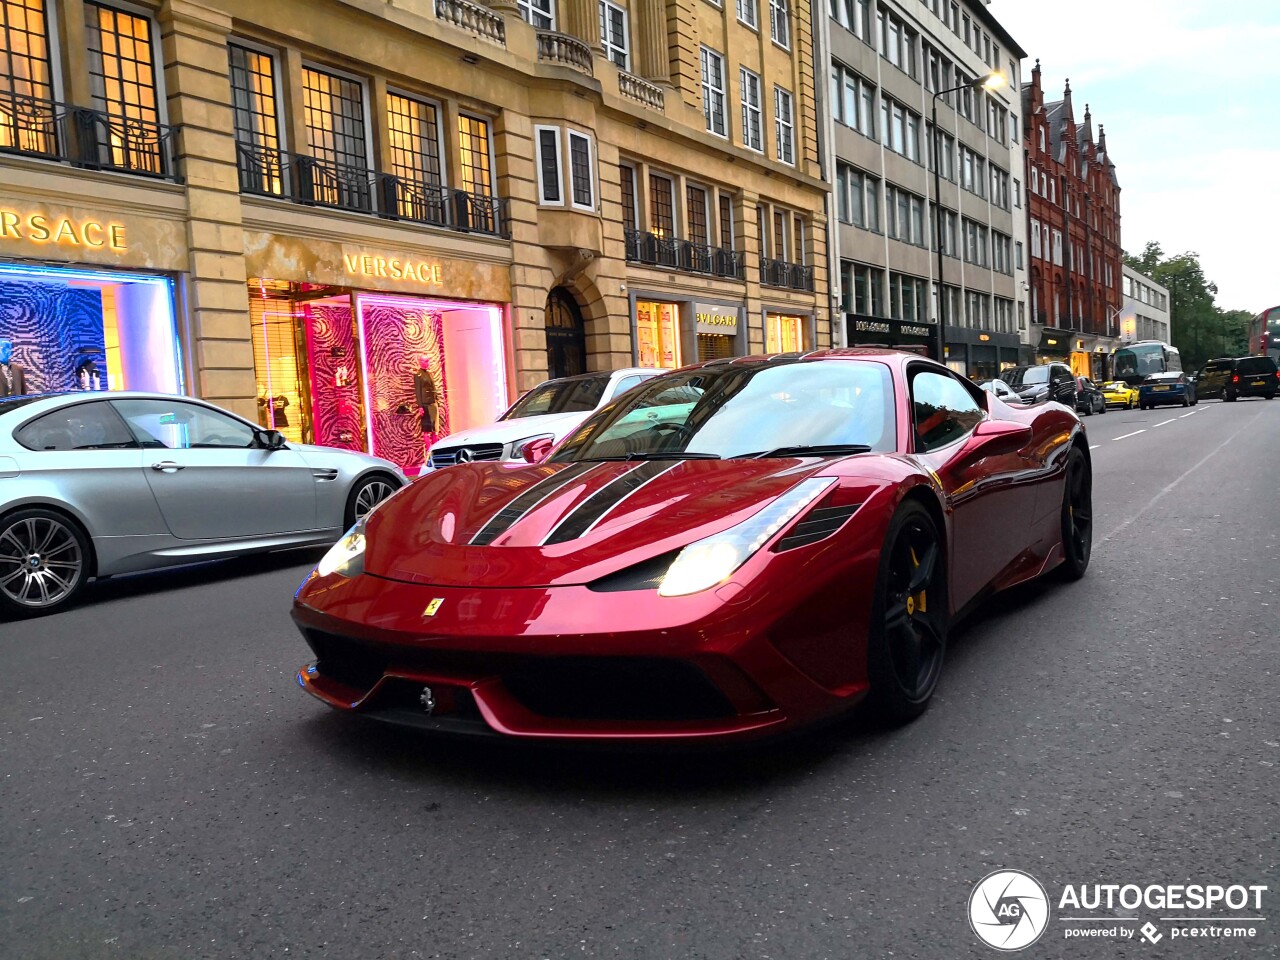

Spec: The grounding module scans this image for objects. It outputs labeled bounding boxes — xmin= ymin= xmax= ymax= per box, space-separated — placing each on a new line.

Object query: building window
xmin=568 ymin=131 xmax=593 ymax=208
xmin=836 ymin=164 xmax=879 ymax=231
xmin=687 ymin=184 xmax=709 ymax=245
xmin=598 ymin=0 xmax=629 ymax=69
xmin=1 ymin=0 xmax=55 ymax=106
xmin=229 ymin=42 xmax=285 ymax=194
xmin=301 ymin=65 xmax=367 ymax=173
xmin=889 ymin=273 xmax=927 ymax=322
xmin=739 ymin=67 xmax=762 ymax=151
xmin=772 ymin=209 xmax=787 ymax=260
xmin=649 ymin=172 xmax=675 ymax=236
xmin=847 ymin=262 xmax=885 ymax=317
xmin=792 ymin=214 xmax=805 ymax=264
xmin=620 ymin=163 xmax=638 ymax=232
xmin=774 ymin=86 xmax=794 ymax=164
xmin=700 ymin=47 xmax=727 ymax=137
xmin=832 ymin=64 xmax=875 ymax=139
xmin=386 ymin=92 xmax=444 ymax=218
xmin=458 ymin=114 xmax=493 ymax=196
xmin=736 ymin=0 xmax=757 ymax=29
xmin=535 ymin=125 xmax=562 ymax=204
xmin=719 ymin=193 xmax=735 ymax=248
xmin=517 ymin=0 xmax=555 ymax=29
xmin=769 ymin=0 xmax=790 ymax=47
xmin=85 ymin=2 xmax=164 ymax=171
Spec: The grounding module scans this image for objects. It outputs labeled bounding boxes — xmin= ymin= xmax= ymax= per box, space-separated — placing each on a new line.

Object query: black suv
xmin=1227 ymin=356 xmax=1277 ymax=401
xmin=1001 ymin=363 xmax=1077 ymax=406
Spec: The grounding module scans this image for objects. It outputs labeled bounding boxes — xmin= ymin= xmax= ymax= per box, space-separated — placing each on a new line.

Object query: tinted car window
xmin=15 ymin=402 xmax=137 ymax=451
xmin=503 ymin=376 xmax=609 ymax=418
xmin=912 ymin=370 xmax=984 ymax=452
xmin=112 ymin=399 xmax=256 ymax=449
xmin=612 ymin=375 xmax=648 ymax=397
xmin=1203 ymin=360 xmax=1235 ymax=373
xmin=1235 ymin=357 xmax=1277 ymax=375
xmin=1002 ymin=366 xmax=1050 ymax=388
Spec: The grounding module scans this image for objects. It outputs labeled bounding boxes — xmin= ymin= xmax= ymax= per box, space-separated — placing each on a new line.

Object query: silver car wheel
xmin=0 ymin=516 xmax=84 ymax=608
xmin=353 ymin=479 xmax=395 ymax=521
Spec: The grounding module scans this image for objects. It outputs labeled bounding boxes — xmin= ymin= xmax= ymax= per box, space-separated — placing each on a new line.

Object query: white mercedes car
xmin=425 ymin=368 xmax=663 ymax=469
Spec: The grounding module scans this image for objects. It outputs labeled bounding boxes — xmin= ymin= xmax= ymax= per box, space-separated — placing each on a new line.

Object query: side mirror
xmin=521 ymin=436 xmax=555 ymax=463
xmin=963 ymin=419 xmax=1033 ymax=460
xmin=260 ymin=429 xmax=287 ymax=451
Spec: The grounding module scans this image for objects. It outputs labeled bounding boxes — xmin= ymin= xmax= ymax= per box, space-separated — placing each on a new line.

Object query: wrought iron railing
xmin=536 ymin=31 xmax=594 ymax=74
xmin=624 ymin=229 xmax=745 ymax=279
xmin=760 ymin=257 xmax=815 ymax=291
xmin=0 ymin=91 xmax=179 ymax=180
xmin=236 ymin=141 xmax=508 ymax=238
xmin=435 ymin=0 xmax=506 ymax=45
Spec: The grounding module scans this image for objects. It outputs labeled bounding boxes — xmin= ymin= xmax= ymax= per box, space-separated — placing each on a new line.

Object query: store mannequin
xmin=413 ymin=356 xmax=440 ymax=439
xmin=0 ymin=339 xmax=26 ymax=397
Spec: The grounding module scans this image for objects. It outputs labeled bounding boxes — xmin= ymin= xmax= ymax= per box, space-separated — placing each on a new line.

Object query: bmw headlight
xmin=317 ymin=518 xmax=367 ymax=579
xmin=657 ymin=478 xmax=837 ymax=597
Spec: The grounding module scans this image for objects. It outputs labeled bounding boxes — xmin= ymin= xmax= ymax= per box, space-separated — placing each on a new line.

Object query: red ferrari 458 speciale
xmin=293 ymin=350 xmax=1091 ymax=743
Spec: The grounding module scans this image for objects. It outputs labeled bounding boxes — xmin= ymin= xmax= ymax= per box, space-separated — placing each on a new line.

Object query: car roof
xmin=533 ymin=368 xmax=665 ymax=386
xmin=676 ymin=348 xmax=949 ymax=374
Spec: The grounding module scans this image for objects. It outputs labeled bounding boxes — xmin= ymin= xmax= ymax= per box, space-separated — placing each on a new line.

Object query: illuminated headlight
xmin=657 ymin=477 xmax=837 ymax=597
xmin=317 ymin=519 xmax=367 ymax=579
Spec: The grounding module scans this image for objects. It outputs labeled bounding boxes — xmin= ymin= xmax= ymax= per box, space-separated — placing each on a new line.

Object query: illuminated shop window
xmin=457 ymin=114 xmax=492 ymax=197
xmin=636 ymin=301 xmax=681 ymax=369
xmin=766 ymin=314 xmax=803 ymax=353
xmin=84 ymin=1 xmax=163 ymax=173
xmin=0 ymin=0 xmax=57 ymax=153
xmin=229 ymin=42 xmax=284 ymax=195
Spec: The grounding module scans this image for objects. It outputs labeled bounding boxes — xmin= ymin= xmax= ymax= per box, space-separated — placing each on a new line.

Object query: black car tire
xmin=865 ymin=501 xmax=947 ymax=724
xmin=1226 ymin=391 xmax=1237 ymax=402
xmin=1057 ymin=447 xmax=1092 ymax=582
xmin=344 ymin=473 xmax=400 ymax=529
xmin=1182 ymin=395 xmax=1190 ymax=407
xmin=0 ymin=508 xmax=91 ymax=618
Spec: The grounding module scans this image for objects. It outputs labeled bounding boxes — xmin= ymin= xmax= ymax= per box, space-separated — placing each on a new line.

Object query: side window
xmin=911 ymin=369 xmax=984 ymax=453
xmin=112 ymin=399 xmax=256 ymax=450
xmin=611 ymin=375 xmax=647 ymax=398
xmin=15 ymin=402 xmax=137 ymax=451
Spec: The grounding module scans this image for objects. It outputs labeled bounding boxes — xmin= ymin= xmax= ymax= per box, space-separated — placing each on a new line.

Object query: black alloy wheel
xmin=345 ymin=474 xmax=399 ymax=528
xmin=0 ymin=509 xmax=90 ymax=617
xmin=1058 ymin=447 xmax=1092 ymax=581
xmin=866 ymin=503 xmax=948 ymax=722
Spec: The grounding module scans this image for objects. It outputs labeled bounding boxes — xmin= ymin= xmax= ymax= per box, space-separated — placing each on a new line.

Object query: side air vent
xmin=586 ymin=550 xmax=680 ymax=593
xmin=772 ymin=503 xmax=861 ymax=552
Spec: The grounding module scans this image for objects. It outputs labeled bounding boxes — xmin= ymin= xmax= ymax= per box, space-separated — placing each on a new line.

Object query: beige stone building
xmin=0 ymin=0 xmax=827 ymax=474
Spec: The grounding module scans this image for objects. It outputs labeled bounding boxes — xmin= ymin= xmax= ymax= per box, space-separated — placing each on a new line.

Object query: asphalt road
xmin=3 ymin=396 xmax=1278 ymax=960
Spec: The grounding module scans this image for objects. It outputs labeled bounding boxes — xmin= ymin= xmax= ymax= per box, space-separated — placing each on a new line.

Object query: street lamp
xmin=930 ymin=71 xmax=1006 ymax=368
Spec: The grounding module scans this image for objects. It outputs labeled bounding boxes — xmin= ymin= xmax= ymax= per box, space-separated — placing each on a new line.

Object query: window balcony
xmin=760 ymin=257 xmax=814 ymax=291
xmin=434 ymin=0 xmax=506 ymax=46
xmin=235 ymin=142 xmax=509 ymax=239
xmin=536 ymin=31 xmax=594 ymax=75
xmin=625 ymin=229 xmax=745 ymax=279
xmin=0 ymin=91 xmax=180 ymax=181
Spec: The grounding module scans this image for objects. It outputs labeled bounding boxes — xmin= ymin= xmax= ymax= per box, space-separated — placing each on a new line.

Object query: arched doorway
xmin=544 ymin=287 xmax=586 ymax=379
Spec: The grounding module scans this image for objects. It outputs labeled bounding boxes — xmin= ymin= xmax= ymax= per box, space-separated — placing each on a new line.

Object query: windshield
xmin=502 ymin=375 xmax=609 ymax=419
xmin=551 ymin=360 xmax=897 ymax=462
xmin=1103 ymin=381 xmax=1128 ymax=390
xmin=1002 ymin=366 xmax=1050 ymax=388
xmin=1114 ymin=344 xmax=1167 ymax=378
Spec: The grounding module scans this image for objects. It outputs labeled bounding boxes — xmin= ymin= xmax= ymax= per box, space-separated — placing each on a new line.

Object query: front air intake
xmin=772 ymin=503 xmax=861 ymax=552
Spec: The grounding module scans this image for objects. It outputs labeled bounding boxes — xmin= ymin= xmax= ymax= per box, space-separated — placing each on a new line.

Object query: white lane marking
xmin=1153 ymin=418 xmax=1177 ymax=428
xmin=1180 ymin=411 xmax=1198 ymax=418
xmin=1089 ymin=444 xmax=1100 ymax=450
xmin=1103 ymin=407 xmax=1267 ymax=542
xmin=1113 ymin=430 xmax=1146 ymax=441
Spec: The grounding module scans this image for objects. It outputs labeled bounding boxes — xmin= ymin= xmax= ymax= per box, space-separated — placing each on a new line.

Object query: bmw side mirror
xmin=260 ymin=429 xmax=287 ymax=451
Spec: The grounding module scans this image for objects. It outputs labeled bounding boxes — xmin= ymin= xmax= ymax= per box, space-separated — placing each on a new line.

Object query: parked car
xmin=0 ymin=392 xmax=404 ymax=617
xmin=1000 ymin=363 xmax=1077 ymax=406
xmin=1138 ymin=372 xmax=1198 ymax=409
xmin=978 ymin=379 xmax=1027 ymax=404
xmin=1100 ymin=380 xmax=1140 ymax=409
xmin=1193 ymin=358 xmax=1239 ymax=400
xmin=295 ymin=350 xmax=1092 ymax=743
xmin=1074 ymin=377 xmax=1106 ymax=416
xmin=425 ymin=368 xmax=664 ymax=469
xmin=1212 ymin=356 xmax=1279 ymax=402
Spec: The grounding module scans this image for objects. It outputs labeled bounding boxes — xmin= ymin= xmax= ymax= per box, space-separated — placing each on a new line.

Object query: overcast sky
xmin=990 ymin=0 xmax=1280 ymax=313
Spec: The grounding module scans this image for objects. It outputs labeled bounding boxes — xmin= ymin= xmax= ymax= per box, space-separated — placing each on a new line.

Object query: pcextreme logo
xmin=969 ymin=871 xmax=1269 ymax=950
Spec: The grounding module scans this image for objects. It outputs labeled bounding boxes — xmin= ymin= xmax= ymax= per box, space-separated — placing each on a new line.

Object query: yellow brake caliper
xmin=906 ymin=547 xmax=927 ymax=616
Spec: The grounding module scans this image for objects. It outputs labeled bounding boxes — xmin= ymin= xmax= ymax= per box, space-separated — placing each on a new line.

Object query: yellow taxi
xmin=1101 ymin=380 xmax=1140 ymax=409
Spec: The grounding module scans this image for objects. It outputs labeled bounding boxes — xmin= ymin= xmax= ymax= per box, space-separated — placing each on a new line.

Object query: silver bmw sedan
xmin=0 ymin=392 xmax=405 ymax=617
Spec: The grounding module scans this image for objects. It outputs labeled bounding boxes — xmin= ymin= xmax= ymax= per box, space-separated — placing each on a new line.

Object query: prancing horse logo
xmin=423 ymin=598 xmax=445 ymax=617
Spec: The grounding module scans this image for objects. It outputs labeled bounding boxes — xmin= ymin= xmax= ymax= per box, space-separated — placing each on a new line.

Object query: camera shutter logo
xmin=969 ymin=869 xmax=1050 ymax=951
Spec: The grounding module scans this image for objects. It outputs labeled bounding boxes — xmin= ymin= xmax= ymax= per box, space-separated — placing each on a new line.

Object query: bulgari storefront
xmin=243 ymin=229 xmax=512 ymax=475
xmin=631 ymin=296 xmax=745 ymax=368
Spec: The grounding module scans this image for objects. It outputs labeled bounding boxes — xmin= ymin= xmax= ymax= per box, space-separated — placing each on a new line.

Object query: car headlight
xmin=507 ymin=434 xmax=556 ymax=460
xmin=657 ymin=477 xmax=837 ymax=597
xmin=317 ymin=518 xmax=367 ymax=578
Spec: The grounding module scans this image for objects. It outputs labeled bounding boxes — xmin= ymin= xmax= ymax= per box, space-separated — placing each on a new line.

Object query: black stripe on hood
xmin=469 ymin=462 xmax=598 ymax=546
xmin=542 ymin=460 xmax=678 ymax=545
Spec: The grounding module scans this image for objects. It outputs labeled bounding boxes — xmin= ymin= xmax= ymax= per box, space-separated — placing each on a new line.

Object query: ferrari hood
xmin=362 ymin=457 xmax=839 ymax=587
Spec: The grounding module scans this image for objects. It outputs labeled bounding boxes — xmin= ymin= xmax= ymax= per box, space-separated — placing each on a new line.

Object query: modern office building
xmin=1022 ymin=61 xmax=1122 ymax=380
xmin=1120 ymin=265 xmax=1170 ymax=344
xmin=822 ymin=0 xmax=1027 ymax=379
xmin=0 ymin=0 xmax=828 ymax=473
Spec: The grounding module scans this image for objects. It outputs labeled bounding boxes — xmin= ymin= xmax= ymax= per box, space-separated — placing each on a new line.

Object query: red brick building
xmin=1022 ymin=61 xmax=1122 ymax=379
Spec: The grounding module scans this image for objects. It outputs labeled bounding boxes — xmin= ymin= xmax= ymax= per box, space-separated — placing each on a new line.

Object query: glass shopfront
xmin=0 ymin=262 xmax=182 ymax=396
xmin=636 ymin=300 xmax=681 ymax=368
xmin=766 ymin=313 xmax=804 ymax=353
xmin=248 ymin=279 xmax=506 ymax=473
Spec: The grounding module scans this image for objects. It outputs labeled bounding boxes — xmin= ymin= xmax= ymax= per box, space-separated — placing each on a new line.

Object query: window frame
xmin=739 ymin=66 xmax=763 ymax=152
xmin=908 ymin=364 xmax=986 ymax=454
xmin=598 ymin=0 xmax=630 ymax=69
xmin=769 ymin=0 xmax=790 ymax=48
xmin=517 ymin=0 xmax=556 ymax=29
xmin=774 ymin=84 xmax=794 ymax=165
xmin=700 ymin=46 xmax=728 ymax=139
xmin=567 ymin=129 xmax=596 ymax=211
xmin=534 ymin=124 xmax=564 ymax=206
